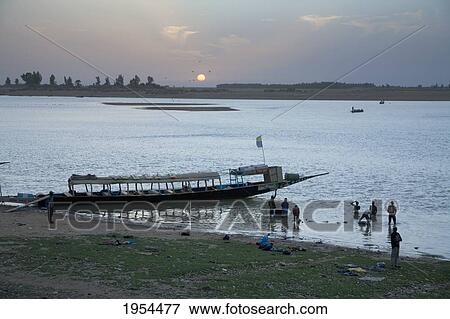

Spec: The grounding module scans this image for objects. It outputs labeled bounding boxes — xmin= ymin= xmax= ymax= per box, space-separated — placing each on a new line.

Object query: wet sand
xmin=0 ymin=204 xmax=442 ymax=260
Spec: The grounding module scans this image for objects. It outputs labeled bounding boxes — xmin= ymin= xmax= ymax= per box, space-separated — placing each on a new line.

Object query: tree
xmin=14 ymin=78 xmax=19 ymax=85
xmin=95 ymin=76 xmax=101 ymax=86
xmin=5 ymin=77 xmax=11 ymax=86
xmin=115 ymin=74 xmax=124 ymax=86
xmin=129 ymin=75 xmax=140 ymax=87
xmin=75 ymin=80 xmax=82 ymax=88
xmin=104 ymin=77 xmax=111 ymax=86
xmin=49 ymin=74 xmax=56 ymax=86
xmin=146 ymin=76 xmax=154 ymax=86
xmin=20 ymin=71 xmax=42 ymax=86
xmin=63 ymin=76 xmax=73 ymax=87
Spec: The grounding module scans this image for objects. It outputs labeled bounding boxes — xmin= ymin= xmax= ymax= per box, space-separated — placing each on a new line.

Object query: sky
xmin=0 ymin=0 xmax=449 ymax=86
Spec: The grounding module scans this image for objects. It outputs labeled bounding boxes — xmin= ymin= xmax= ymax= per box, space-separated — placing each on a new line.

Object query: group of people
xmin=268 ymin=196 xmax=403 ymax=268
xmin=351 ymin=199 xmax=402 ymax=267
xmin=351 ymin=200 xmax=398 ymax=225
xmin=268 ymin=196 xmax=301 ymax=229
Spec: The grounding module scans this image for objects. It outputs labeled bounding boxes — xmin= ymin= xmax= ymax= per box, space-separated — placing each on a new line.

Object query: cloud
xmin=218 ymin=34 xmax=250 ymax=47
xmin=299 ymin=11 xmax=423 ymax=32
xmin=299 ymin=15 xmax=342 ymax=27
xmin=343 ymin=11 xmax=423 ymax=32
xmin=261 ymin=18 xmax=276 ymax=23
xmin=168 ymin=49 xmax=212 ymax=60
xmin=162 ymin=25 xmax=198 ymax=42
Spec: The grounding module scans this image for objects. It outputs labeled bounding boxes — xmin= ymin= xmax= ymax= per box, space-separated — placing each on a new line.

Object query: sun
xmin=196 ymin=73 xmax=206 ymax=81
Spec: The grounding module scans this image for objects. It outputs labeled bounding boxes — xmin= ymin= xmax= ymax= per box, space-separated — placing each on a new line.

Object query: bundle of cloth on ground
xmin=256 ymin=234 xmax=293 ymax=255
xmin=256 ymin=234 xmax=273 ymax=251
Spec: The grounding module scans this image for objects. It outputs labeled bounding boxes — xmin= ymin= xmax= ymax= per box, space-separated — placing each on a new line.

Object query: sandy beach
xmin=2 ymin=87 xmax=450 ymax=101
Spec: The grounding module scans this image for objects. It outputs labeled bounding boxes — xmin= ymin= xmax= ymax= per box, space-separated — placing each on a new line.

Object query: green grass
xmin=1 ymin=235 xmax=449 ymax=298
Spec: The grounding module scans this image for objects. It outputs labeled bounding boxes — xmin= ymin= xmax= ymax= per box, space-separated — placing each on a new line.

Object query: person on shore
xmin=292 ymin=204 xmax=300 ymax=229
xmin=351 ymin=200 xmax=360 ymax=217
xmin=390 ymin=227 xmax=402 ymax=268
xmin=47 ymin=191 xmax=54 ymax=224
xmin=387 ymin=201 xmax=397 ymax=225
xmin=281 ymin=198 xmax=289 ymax=215
xmin=369 ymin=201 xmax=378 ymax=220
xmin=268 ymin=195 xmax=276 ymax=215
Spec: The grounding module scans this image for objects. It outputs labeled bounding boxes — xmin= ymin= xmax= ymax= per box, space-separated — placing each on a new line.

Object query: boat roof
xmin=68 ymin=171 xmax=221 ymax=185
xmin=229 ymin=164 xmax=274 ymax=176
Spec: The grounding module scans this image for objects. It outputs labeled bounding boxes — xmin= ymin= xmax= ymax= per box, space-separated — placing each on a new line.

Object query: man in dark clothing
xmin=351 ymin=200 xmax=360 ymax=218
xmin=369 ymin=201 xmax=377 ymax=220
xmin=47 ymin=191 xmax=54 ymax=225
xmin=387 ymin=201 xmax=397 ymax=225
xmin=268 ymin=195 xmax=276 ymax=215
xmin=390 ymin=227 xmax=402 ymax=267
xmin=292 ymin=204 xmax=300 ymax=229
xmin=281 ymin=198 xmax=289 ymax=215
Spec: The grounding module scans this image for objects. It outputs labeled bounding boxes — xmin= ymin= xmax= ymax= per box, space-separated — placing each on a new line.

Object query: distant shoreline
xmin=103 ymin=102 xmax=216 ymax=106
xmin=136 ymin=106 xmax=239 ymax=111
xmin=103 ymin=102 xmax=238 ymax=111
xmin=2 ymin=87 xmax=450 ymax=101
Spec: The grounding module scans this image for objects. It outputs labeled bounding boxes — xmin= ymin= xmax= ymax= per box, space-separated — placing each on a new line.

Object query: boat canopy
xmin=68 ymin=171 xmax=221 ymax=186
xmin=229 ymin=164 xmax=269 ymax=176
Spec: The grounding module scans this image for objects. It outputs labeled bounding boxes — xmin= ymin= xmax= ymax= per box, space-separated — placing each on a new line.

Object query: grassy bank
xmin=1 ymin=234 xmax=449 ymax=298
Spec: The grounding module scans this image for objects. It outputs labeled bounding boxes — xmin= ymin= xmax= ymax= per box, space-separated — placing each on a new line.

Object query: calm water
xmin=0 ymin=96 xmax=449 ymax=258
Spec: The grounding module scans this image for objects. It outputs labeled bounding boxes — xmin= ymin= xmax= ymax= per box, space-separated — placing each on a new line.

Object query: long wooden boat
xmin=44 ymin=164 xmax=328 ymax=207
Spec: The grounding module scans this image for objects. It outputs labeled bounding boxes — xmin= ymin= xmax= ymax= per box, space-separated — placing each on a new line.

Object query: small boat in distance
xmin=379 ymin=99 xmax=385 ymax=104
xmin=43 ymin=164 xmax=328 ymax=207
xmin=351 ymin=107 xmax=364 ymax=113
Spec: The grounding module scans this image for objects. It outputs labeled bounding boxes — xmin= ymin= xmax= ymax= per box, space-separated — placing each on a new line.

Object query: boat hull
xmin=50 ymin=181 xmax=293 ymax=207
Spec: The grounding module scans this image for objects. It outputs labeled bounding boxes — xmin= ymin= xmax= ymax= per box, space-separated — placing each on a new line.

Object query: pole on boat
xmin=261 ymin=146 xmax=266 ymax=164
xmin=256 ymin=135 xmax=266 ymax=164
xmin=6 ymin=194 xmax=50 ymax=213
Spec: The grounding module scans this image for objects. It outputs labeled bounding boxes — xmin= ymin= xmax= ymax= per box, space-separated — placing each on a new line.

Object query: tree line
xmin=216 ymin=82 xmax=450 ymax=89
xmin=1 ymin=71 xmax=161 ymax=89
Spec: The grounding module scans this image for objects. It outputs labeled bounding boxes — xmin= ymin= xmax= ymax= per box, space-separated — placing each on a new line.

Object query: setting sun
xmin=196 ymin=73 xmax=206 ymax=81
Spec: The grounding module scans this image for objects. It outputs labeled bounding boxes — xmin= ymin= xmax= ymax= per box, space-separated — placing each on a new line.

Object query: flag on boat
xmin=256 ymin=136 xmax=263 ymax=148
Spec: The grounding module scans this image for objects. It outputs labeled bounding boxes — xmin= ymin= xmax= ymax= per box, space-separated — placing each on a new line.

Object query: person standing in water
xmin=390 ymin=227 xmax=402 ymax=268
xmin=281 ymin=198 xmax=289 ymax=215
xmin=387 ymin=201 xmax=397 ymax=225
xmin=369 ymin=201 xmax=378 ymax=220
xmin=47 ymin=191 xmax=54 ymax=225
xmin=292 ymin=204 xmax=300 ymax=229
xmin=351 ymin=200 xmax=360 ymax=217
xmin=268 ymin=195 xmax=276 ymax=215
